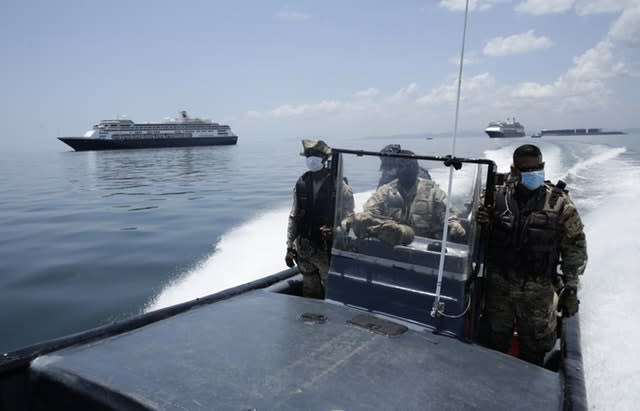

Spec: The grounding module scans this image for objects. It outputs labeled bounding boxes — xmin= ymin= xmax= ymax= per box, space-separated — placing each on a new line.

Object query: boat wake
xmin=144 ymin=206 xmax=291 ymax=312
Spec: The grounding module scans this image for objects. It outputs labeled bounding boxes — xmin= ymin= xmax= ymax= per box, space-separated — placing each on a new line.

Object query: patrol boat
xmin=58 ymin=111 xmax=238 ymax=151
xmin=0 ymin=150 xmax=586 ymax=410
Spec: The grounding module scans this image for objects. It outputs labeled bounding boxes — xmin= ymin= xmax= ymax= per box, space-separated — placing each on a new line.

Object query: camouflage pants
xmin=484 ymin=271 xmax=558 ymax=366
xmin=294 ymin=238 xmax=330 ymax=299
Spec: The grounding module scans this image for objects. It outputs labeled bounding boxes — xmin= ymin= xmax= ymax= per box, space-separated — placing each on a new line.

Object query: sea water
xmin=1 ymin=133 xmax=639 ymax=409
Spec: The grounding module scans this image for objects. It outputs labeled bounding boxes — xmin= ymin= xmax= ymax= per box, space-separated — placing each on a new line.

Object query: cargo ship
xmin=58 ymin=111 xmax=238 ymax=151
xmin=539 ymin=128 xmax=625 ymax=136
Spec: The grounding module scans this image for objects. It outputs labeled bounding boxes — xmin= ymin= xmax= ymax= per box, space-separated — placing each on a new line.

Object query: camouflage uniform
xmin=287 ymin=168 xmax=354 ymax=299
xmin=357 ymin=177 xmax=466 ymax=242
xmin=484 ymin=181 xmax=587 ymax=365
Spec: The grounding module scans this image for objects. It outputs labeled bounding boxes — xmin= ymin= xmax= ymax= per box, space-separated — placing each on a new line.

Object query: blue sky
xmin=1 ymin=0 xmax=638 ymax=152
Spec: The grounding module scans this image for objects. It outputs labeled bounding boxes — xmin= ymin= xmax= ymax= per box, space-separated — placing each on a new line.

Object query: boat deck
xmin=26 ymin=289 xmax=562 ymax=410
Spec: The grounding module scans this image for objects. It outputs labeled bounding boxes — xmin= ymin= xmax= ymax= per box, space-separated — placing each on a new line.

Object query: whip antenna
xmin=431 ymin=0 xmax=470 ymax=319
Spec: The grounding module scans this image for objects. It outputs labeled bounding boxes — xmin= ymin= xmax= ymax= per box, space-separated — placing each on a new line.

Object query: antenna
xmin=431 ymin=0 xmax=470 ymax=319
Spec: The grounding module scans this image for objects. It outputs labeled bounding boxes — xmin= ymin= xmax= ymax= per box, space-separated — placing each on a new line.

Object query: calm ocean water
xmin=1 ymin=133 xmax=639 ymax=408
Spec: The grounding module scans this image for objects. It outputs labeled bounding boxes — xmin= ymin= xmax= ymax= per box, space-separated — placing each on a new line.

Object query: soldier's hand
xmin=448 ymin=220 xmax=466 ymax=239
xmin=319 ymin=225 xmax=333 ymax=241
xmin=476 ymin=205 xmax=493 ymax=225
xmin=559 ymin=286 xmax=579 ymax=317
xmin=285 ymin=248 xmax=297 ymax=268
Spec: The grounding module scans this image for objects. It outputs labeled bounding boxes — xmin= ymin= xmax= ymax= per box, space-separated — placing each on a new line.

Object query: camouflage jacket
xmin=362 ymin=177 xmax=449 ymax=239
xmin=486 ymin=181 xmax=588 ymax=288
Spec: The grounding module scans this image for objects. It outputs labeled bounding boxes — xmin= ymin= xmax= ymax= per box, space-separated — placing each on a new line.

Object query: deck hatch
xmin=348 ymin=314 xmax=408 ymax=336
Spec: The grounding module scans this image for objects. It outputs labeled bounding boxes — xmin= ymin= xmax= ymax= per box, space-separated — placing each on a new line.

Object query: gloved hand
xmin=373 ymin=221 xmax=415 ymax=246
xmin=448 ymin=220 xmax=466 ymax=239
xmin=285 ymin=248 xmax=297 ymax=268
xmin=319 ymin=225 xmax=333 ymax=242
xmin=559 ymin=286 xmax=579 ymax=317
xmin=476 ymin=205 xmax=493 ymax=225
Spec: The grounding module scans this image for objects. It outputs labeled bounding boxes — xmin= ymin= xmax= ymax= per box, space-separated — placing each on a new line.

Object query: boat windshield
xmin=328 ymin=149 xmax=496 ymax=337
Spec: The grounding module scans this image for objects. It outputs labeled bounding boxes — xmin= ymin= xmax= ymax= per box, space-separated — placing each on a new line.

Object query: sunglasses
xmin=517 ymin=162 xmax=545 ymax=173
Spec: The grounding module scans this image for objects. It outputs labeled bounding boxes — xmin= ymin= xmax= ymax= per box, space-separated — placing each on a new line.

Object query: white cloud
xmin=509 ymin=40 xmax=626 ymax=112
xmin=439 ymin=0 xmax=496 ymax=12
xmin=354 ymin=88 xmax=380 ymax=98
xmin=483 ymin=30 xmax=553 ymax=56
xmin=515 ymin=0 xmax=575 ymax=15
xmin=416 ymin=73 xmax=496 ymax=105
xmin=275 ymin=7 xmax=311 ymax=22
xmin=575 ymin=0 xmax=632 ymax=16
xmin=516 ymin=0 xmax=635 ymax=15
xmin=608 ymin=3 xmax=640 ymax=47
xmin=448 ymin=53 xmax=482 ymax=65
xmin=246 ymin=100 xmax=352 ymax=119
xmin=511 ymin=82 xmax=558 ymax=98
xmin=389 ymin=83 xmax=419 ymax=102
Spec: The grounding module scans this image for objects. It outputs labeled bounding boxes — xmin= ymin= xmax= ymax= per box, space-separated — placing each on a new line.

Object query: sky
xmin=1 ymin=0 xmax=638 ymax=152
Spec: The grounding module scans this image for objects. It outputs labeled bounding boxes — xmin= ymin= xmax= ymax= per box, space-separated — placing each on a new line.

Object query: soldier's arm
xmin=363 ymin=188 xmax=388 ymax=217
xmin=341 ymin=181 xmax=355 ymax=218
xmin=287 ymin=188 xmax=298 ymax=249
xmin=559 ymin=195 xmax=588 ymax=288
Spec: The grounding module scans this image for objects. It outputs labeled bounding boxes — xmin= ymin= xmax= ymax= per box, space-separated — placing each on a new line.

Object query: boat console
xmin=326 ymin=149 xmax=497 ymax=338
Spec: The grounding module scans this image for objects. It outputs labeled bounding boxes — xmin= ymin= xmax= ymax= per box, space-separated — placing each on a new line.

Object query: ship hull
xmin=485 ymin=130 xmax=526 ymax=138
xmin=58 ymin=136 xmax=238 ymax=151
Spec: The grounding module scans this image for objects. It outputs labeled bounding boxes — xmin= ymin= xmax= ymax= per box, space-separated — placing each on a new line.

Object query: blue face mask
xmin=520 ymin=170 xmax=545 ymax=190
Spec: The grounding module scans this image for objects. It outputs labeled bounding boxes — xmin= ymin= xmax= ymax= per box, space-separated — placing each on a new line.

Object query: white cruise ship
xmin=484 ymin=118 xmax=525 ymax=138
xmin=58 ymin=111 xmax=238 ymax=151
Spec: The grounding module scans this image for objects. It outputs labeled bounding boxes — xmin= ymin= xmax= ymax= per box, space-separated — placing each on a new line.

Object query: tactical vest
xmin=488 ymin=181 xmax=567 ymax=277
xmin=294 ymin=171 xmax=336 ymax=248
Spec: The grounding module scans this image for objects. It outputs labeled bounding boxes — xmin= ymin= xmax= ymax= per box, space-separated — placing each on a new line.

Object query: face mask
xmin=520 ymin=170 xmax=545 ymax=190
xmin=306 ymin=156 xmax=324 ymax=172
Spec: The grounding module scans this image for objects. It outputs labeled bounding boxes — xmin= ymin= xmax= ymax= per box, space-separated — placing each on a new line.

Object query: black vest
xmin=295 ymin=171 xmax=336 ymax=248
xmin=488 ymin=182 xmax=564 ymax=277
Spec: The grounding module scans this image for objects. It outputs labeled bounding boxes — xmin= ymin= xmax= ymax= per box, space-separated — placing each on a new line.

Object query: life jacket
xmin=294 ymin=171 xmax=336 ymax=248
xmin=488 ymin=180 xmax=567 ymax=277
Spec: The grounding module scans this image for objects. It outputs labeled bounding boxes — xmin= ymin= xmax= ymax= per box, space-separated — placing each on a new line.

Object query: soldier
xmin=477 ymin=144 xmax=588 ymax=366
xmin=353 ymin=150 xmax=465 ymax=245
xmin=285 ymin=139 xmax=354 ymax=299
xmin=378 ymin=144 xmax=431 ymax=187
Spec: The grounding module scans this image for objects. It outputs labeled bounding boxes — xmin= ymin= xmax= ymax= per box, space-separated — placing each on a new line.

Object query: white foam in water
xmin=578 ymin=152 xmax=640 ymax=410
xmin=145 ymin=191 xmax=372 ymax=312
xmin=145 ymin=206 xmax=291 ymax=311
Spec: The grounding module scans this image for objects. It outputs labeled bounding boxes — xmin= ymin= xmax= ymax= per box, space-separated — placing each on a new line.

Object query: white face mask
xmin=306 ymin=156 xmax=324 ymax=172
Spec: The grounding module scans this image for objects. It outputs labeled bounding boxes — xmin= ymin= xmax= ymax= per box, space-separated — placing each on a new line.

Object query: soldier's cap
xmin=300 ymin=139 xmax=331 ymax=157
xmin=379 ymin=144 xmax=402 ymax=170
xmin=513 ymin=144 xmax=542 ymax=162
xmin=380 ymin=144 xmax=401 ymax=154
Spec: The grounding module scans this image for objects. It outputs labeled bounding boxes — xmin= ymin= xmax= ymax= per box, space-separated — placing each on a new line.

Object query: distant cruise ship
xmin=58 ymin=111 xmax=238 ymax=151
xmin=484 ymin=118 xmax=525 ymax=138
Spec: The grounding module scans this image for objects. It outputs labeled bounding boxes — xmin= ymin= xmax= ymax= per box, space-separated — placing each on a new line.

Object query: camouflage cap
xmin=300 ymin=139 xmax=331 ymax=157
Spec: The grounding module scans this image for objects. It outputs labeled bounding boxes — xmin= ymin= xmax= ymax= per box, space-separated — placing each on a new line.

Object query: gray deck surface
xmin=32 ymin=290 xmax=562 ymax=410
